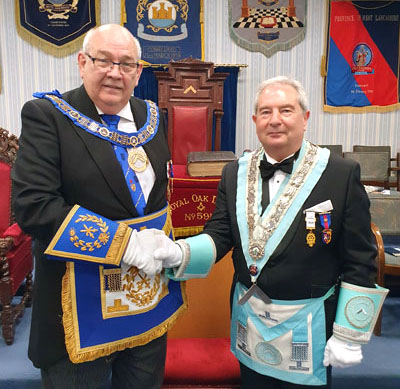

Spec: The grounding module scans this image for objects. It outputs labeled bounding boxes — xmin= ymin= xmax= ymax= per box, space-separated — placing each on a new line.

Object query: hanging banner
xmin=15 ymin=0 xmax=100 ymax=57
xmin=122 ymin=0 xmax=204 ymax=65
xmin=229 ymin=0 xmax=306 ymax=57
xmin=323 ymin=1 xmax=400 ymax=113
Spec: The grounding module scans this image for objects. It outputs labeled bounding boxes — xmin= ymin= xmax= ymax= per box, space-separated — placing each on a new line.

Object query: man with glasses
xmin=12 ymin=24 xmax=183 ymax=388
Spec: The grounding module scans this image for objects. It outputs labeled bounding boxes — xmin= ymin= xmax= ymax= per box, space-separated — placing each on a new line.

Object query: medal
xmin=319 ymin=213 xmax=332 ymax=244
xmin=305 ymin=211 xmax=316 ymax=248
xmin=306 ymin=230 xmax=316 ymax=247
xmin=128 ymin=148 xmax=148 ymax=172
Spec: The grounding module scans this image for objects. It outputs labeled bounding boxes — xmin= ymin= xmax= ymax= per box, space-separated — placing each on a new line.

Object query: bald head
xmin=78 ymin=23 xmax=143 ymax=114
xmin=82 ymin=24 xmax=142 ymax=60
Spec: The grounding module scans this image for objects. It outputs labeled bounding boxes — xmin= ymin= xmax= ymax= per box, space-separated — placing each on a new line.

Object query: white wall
xmin=1 ymin=0 xmax=399 ymax=156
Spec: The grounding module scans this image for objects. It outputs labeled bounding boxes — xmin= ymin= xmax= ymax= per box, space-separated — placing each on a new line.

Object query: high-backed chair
xmin=155 ymin=59 xmax=230 ymax=237
xmin=155 ymin=58 xmax=229 ymax=165
xmin=369 ymin=191 xmax=400 ymax=335
xmin=353 ymin=145 xmax=400 ymax=190
xmin=343 ymin=151 xmax=390 ymax=188
xmin=163 ymin=251 xmax=240 ymax=388
xmin=319 ymin=144 xmax=343 ymax=156
xmin=0 ymin=127 xmax=33 ymax=345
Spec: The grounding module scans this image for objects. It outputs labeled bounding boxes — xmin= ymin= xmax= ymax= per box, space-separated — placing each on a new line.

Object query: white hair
xmin=253 ymin=76 xmax=309 ymax=114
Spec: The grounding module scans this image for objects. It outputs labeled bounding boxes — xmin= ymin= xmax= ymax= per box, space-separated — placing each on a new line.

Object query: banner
xmin=122 ymin=0 xmax=204 ymax=65
xmin=229 ymin=0 xmax=306 ymax=57
xmin=15 ymin=0 xmax=100 ymax=57
xmin=323 ymin=1 xmax=400 ymax=113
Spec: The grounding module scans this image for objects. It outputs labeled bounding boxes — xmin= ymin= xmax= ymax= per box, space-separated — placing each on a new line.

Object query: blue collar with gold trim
xmin=33 ymin=90 xmax=159 ymax=148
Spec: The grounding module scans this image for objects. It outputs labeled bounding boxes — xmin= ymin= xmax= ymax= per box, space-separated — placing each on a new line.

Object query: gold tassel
xmin=323 ymin=103 xmax=400 ymax=113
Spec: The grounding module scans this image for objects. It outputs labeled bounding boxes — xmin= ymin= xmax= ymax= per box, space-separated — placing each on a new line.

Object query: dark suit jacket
xmin=203 ymin=151 xmax=377 ymax=335
xmin=12 ymin=86 xmax=170 ymax=368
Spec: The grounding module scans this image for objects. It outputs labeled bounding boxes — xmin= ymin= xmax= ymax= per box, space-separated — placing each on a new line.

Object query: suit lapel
xmin=66 ymin=87 xmax=137 ymax=216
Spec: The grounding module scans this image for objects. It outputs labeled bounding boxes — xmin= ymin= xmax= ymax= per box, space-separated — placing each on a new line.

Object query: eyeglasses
xmin=85 ymin=53 xmax=139 ymax=74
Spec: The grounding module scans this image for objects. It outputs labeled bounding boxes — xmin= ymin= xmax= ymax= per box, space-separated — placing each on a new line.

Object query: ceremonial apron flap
xmin=37 ymin=91 xmax=186 ymax=363
xmin=232 ymin=283 xmax=335 ymax=386
xmin=45 ymin=205 xmax=186 ymax=363
xmin=234 ymin=141 xmax=331 ymax=385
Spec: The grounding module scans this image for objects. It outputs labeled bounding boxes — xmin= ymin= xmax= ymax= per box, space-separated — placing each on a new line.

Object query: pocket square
xmin=303 ymin=200 xmax=333 ymax=213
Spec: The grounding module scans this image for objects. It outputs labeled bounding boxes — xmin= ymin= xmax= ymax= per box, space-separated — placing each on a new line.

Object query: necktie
xmin=101 ymin=114 xmax=147 ymax=215
xmin=259 ymin=152 xmax=298 ymax=181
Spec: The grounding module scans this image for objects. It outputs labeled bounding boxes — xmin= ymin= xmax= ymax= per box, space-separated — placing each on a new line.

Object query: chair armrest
xmin=0 ymin=223 xmax=25 ymax=247
xmin=0 ymin=236 xmax=14 ymax=256
xmin=371 ymin=222 xmax=385 ymax=286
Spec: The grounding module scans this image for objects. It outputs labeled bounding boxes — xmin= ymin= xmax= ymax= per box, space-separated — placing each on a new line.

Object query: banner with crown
xmin=122 ymin=0 xmax=204 ymax=65
xmin=15 ymin=0 xmax=100 ymax=57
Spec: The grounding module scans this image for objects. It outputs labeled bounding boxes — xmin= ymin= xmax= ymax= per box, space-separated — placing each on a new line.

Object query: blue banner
xmin=123 ymin=0 xmax=204 ymax=64
xmin=16 ymin=0 xmax=99 ymax=57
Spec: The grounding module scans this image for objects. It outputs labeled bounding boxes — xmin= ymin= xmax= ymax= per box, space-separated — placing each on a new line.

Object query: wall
xmin=0 ymin=1 xmax=399 ymax=156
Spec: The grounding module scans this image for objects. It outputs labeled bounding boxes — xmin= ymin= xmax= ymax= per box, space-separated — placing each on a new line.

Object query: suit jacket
xmin=12 ymin=86 xmax=170 ymax=368
xmin=203 ymin=150 xmax=377 ymax=335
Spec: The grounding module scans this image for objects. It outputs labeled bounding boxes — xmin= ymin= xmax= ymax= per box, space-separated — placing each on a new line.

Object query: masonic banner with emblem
xmin=122 ymin=0 xmax=204 ymax=65
xmin=15 ymin=0 xmax=99 ymax=57
xmin=229 ymin=0 xmax=306 ymax=57
xmin=323 ymin=0 xmax=400 ymax=113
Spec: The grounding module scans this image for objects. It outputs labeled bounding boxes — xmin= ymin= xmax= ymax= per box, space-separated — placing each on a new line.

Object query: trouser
xmin=41 ymin=334 xmax=167 ymax=389
xmin=239 ymin=363 xmax=332 ymax=389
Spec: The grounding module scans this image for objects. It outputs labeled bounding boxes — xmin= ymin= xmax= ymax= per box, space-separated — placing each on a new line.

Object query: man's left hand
xmin=323 ymin=335 xmax=363 ymax=368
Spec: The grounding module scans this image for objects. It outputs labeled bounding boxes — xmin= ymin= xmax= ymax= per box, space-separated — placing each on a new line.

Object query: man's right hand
xmin=122 ymin=228 xmax=166 ymax=276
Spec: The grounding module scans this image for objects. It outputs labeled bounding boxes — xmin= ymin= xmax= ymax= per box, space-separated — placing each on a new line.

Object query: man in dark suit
xmin=12 ymin=24 xmax=183 ymax=388
xmin=157 ymin=76 xmax=386 ymax=388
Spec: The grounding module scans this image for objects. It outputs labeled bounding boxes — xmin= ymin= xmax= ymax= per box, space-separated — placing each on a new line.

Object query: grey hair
xmin=82 ymin=24 xmax=142 ymax=60
xmin=253 ymin=76 xmax=309 ymax=114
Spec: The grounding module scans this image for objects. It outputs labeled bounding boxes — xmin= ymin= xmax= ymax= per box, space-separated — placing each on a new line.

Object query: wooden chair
xmin=0 ymin=127 xmax=33 ymax=345
xmin=343 ymin=151 xmax=391 ymax=188
xmin=163 ymin=251 xmax=240 ymax=388
xmin=319 ymin=144 xmax=343 ymax=156
xmin=369 ymin=191 xmax=400 ymax=336
xmin=155 ymin=59 xmax=230 ymax=238
xmin=155 ymin=58 xmax=229 ymax=164
xmin=353 ymin=145 xmax=400 ymax=190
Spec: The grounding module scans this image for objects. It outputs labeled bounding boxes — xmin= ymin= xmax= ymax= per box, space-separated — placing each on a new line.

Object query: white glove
xmin=122 ymin=228 xmax=166 ymax=276
xmin=154 ymin=238 xmax=183 ymax=268
xmin=323 ymin=335 xmax=363 ymax=368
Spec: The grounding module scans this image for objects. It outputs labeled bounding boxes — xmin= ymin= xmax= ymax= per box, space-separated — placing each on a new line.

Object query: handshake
xmin=122 ymin=228 xmax=183 ymax=276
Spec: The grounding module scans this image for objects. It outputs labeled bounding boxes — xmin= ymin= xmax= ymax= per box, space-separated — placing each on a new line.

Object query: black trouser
xmin=239 ymin=363 xmax=332 ymax=389
xmin=41 ymin=334 xmax=167 ymax=389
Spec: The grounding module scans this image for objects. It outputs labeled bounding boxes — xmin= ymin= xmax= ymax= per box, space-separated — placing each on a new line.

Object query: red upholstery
xmin=169 ymin=107 xmax=221 ymax=237
xmin=1 ymin=226 xmax=32 ymax=295
xmin=0 ymin=127 xmax=33 ymax=345
xmin=163 ymin=253 xmax=240 ymax=388
xmin=164 ymin=338 xmax=240 ymax=386
xmin=172 ymin=106 xmax=208 ymax=165
xmin=0 ymin=162 xmax=12 ymax=233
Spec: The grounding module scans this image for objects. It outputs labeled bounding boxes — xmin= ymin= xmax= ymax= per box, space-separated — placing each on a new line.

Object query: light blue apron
xmin=231 ymin=282 xmax=335 ymax=386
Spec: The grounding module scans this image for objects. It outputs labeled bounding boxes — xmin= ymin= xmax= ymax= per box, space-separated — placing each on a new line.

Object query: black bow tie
xmin=259 ymin=153 xmax=298 ymax=181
